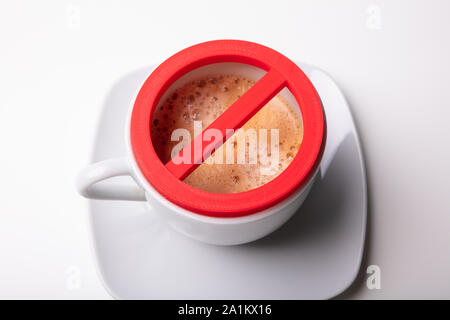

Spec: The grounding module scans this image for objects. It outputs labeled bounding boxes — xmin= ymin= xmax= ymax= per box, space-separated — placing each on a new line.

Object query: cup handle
xmin=76 ymin=157 xmax=146 ymax=201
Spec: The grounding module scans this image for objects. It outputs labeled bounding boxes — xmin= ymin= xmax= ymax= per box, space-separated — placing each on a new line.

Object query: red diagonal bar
xmin=165 ymin=69 xmax=287 ymax=180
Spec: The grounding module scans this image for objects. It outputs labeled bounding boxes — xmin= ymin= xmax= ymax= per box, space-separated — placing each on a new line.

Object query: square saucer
xmin=87 ymin=63 xmax=367 ymax=299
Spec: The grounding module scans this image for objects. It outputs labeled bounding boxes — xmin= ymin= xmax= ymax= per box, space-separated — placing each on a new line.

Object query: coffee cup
xmin=76 ymin=41 xmax=325 ymax=245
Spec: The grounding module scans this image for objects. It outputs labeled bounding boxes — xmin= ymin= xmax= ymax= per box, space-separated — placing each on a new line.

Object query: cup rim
xmin=128 ymin=40 xmax=325 ymax=218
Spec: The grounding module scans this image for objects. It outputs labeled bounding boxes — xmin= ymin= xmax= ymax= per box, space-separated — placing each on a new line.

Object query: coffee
xmin=151 ymin=74 xmax=303 ymax=193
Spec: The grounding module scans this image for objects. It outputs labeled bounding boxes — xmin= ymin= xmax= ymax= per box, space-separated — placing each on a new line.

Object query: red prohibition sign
xmin=130 ymin=40 xmax=325 ymax=217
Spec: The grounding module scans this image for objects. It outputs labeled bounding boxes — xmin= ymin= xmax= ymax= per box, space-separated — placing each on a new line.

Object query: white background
xmin=0 ymin=0 xmax=449 ymax=299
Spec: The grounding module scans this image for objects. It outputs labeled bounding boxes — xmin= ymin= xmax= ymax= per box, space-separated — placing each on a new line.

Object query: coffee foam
xmin=151 ymin=74 xmax=303 ymax=193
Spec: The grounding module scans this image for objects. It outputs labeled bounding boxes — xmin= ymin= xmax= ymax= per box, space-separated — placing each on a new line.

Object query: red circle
xmin=130 ymin=40 xmax=325 ymax=217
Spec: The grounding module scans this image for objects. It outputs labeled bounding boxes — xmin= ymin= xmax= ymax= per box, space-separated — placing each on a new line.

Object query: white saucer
xmin=87 ymin=63 xmax=367 ymax=299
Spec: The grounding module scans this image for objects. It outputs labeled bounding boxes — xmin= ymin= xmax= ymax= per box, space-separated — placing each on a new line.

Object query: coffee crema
xmin=151 ymin=74 xmax=303 ymax=193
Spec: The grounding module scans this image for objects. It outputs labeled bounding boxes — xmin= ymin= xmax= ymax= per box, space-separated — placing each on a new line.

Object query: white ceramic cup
xmin=77 ymin=62 xmax=324 ymax=246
